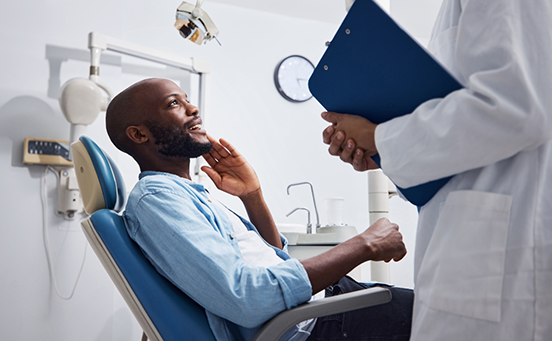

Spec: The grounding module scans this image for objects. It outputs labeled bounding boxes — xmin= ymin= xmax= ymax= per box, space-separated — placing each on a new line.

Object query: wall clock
xmin=274 ymin=55 xmax=314 ymax=102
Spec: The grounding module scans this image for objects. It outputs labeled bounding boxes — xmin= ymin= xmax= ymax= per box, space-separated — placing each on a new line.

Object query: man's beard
xmin=145 ymin=121 xmax=212 ymax=158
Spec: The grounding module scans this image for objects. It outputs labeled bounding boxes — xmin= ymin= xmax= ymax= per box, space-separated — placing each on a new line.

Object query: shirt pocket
xmin=416 ymin=190 xmax=512 ymax=322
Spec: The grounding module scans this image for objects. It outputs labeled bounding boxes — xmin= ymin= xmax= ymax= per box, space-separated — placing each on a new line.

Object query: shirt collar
xmin=139 ymin=170 xmax=206 ymax=191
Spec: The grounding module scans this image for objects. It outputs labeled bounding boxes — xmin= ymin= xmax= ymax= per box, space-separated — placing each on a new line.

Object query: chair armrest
xmin=251 ymin=286 xmax=391 ymax=341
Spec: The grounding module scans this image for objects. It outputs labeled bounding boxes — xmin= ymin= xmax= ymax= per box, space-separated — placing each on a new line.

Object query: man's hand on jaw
xmin=201 ymin=134 xmax=283 ymax=250
xmin=201 ymin=134 xmax=261 ymax=199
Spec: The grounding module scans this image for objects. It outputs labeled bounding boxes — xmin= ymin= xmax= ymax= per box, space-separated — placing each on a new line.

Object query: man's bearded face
xmin=145 ymin=121 xmax=212 ymax=158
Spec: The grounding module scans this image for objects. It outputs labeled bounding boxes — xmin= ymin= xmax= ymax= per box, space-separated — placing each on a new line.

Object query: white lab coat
xmin=375 ymin=0 xmax=552 ymax=340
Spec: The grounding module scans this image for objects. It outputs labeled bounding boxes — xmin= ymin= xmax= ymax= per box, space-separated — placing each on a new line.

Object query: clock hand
xmin=296 ymin=77 xmax=308 ymax=85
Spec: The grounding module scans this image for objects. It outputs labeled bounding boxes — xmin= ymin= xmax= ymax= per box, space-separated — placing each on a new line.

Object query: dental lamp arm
xmin=88 ymin=32 xmax=210 ymax=73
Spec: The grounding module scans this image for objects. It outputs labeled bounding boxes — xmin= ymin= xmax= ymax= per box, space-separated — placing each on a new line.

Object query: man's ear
xmin=126 ymin=125 xmax=149 ymax=144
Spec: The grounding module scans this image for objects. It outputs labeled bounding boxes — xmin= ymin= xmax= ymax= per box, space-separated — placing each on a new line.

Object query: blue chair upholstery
xmin=72 ymin=136 xmax=216 ymax=341
xmin=72 ymin=136 xmax=393 ymax=341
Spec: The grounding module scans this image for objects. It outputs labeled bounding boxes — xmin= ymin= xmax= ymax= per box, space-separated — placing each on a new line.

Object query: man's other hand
xmin=360 ymin=218 xmax=406 ymax=263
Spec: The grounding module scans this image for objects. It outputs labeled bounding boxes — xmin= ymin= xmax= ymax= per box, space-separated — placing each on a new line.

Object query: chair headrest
xmin=71 ymin=136 xmax=126 ymax=215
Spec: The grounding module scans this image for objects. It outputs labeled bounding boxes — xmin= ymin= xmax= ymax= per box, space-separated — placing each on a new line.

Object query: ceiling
xmin=207 ymin=0 xmax=349 ymax=25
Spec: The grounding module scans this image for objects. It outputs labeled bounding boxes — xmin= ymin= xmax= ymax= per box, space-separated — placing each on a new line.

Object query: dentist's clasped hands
xmin=321 ymin=111 xmax=380 ymax=172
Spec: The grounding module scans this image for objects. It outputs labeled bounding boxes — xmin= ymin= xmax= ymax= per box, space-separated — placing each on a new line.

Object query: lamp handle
xmin=91 ymin=79 xmax=114 ymax=111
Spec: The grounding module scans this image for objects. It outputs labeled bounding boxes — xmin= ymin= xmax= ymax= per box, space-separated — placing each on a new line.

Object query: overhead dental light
xmin=175 ymin=0 xmax=220 ymax=45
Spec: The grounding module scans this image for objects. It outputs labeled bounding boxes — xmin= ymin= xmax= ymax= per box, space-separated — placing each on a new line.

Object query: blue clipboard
xmin=308 ymin=0 xmax=463 ymax=207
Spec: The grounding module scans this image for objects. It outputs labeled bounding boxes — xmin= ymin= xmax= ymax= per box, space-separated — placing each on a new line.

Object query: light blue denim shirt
xmin=123 ymin=171 xmax=313 ymax=341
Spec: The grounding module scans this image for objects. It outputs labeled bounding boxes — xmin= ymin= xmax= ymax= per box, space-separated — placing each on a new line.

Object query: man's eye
xmin=169 ymin=100 xmax=178 ymax=106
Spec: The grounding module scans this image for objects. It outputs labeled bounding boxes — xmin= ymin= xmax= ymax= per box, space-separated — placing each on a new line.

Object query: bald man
xmin=106 ymin=78 xmax=413 ymax=341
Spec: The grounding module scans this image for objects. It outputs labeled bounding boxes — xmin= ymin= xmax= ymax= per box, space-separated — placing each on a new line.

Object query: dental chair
xmin=71 ymin=135 xmax=392 ymax=341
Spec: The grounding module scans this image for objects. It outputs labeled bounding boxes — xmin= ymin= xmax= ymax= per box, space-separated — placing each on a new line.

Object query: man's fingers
xmin=205 ymin=134 xmax=225 ymax=160
xmin=219 ymin=138 xmax=241 ymax=157
xmin=206 ymin=134 xmax=236 ymax=159
xmin=200 ymin=165 xmax=221 ymax=186
xmin=393 ymin=247 xmax=407 ymax=262
xmin=202 ymin=152 xmax=217 ymax=167
xmin=394 ymin=251 xmax=407 ymax=262
xmin=205 ymin=133 xmax=219 ymax=146
xmin=210 ymin=139 xmax=231 ymax=158
xmin=208 ymin=148 xmax=223 ymax=161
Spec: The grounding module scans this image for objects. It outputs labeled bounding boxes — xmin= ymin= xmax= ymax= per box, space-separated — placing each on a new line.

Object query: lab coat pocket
xmin=416 ymin=190 xmax=512 ymax=322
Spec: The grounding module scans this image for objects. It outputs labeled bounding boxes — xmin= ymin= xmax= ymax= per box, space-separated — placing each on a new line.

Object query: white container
xmin=324 ymin=197 xmax=345 ymax=225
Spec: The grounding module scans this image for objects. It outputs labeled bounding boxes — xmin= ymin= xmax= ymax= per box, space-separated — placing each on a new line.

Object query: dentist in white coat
xmin=321 ymin=0 xmax=552 ymax=340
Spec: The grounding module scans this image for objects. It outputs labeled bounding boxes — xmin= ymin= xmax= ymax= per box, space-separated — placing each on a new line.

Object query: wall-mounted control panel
xmin=23 ymin=137 xmax=73 ymax=167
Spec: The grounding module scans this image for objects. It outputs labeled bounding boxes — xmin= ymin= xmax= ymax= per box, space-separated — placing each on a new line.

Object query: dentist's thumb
xmin=321 ymin=111 xmax=340 ymax=123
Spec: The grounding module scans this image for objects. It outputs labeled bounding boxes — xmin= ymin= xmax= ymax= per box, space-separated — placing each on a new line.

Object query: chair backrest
xmin=72 ymin=136 xmax=216 ymax=341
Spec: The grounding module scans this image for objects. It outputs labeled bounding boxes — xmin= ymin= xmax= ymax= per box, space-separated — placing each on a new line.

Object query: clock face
xmin=274 ymin=55 xmax=314 ymax=102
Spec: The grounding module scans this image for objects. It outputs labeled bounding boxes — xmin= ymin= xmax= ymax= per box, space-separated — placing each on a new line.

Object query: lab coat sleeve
xmin=126 ymin=188 xmax=312 ymax=329
xmin=375 ymin=0 xmax=552 ymax=188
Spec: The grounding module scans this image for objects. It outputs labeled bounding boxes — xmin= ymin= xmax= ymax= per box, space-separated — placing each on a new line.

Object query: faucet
xmin=286 ymin=207 xmax=312 ymax=234
xmin=286 ymin=182 xmax=320 ymax=230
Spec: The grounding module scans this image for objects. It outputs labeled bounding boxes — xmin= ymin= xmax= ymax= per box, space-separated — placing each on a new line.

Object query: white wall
xmin=0 ymin=0 xmax=440 ymax=339
xmin=391 ymin=0 xmax=444 ymax=46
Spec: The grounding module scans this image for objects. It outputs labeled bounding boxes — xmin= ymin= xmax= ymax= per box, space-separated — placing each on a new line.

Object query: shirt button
xmin=230 ymin=232 xmax=236 ymax=239
xmin=208 ymin=199 xmax=212 ymax=203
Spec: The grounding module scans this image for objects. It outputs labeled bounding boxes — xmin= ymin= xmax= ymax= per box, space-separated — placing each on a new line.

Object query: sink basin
xmin=282 ymin=225 xmax=358 ymax=245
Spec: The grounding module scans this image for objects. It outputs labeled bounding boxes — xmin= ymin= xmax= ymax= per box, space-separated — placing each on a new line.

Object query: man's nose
xmin=186 ymin=103 xmax=200 ymax=116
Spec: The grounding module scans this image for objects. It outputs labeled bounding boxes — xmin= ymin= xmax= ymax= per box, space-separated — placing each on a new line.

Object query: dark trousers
xmin=307 ymin=276 xmax=413 ymax=341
